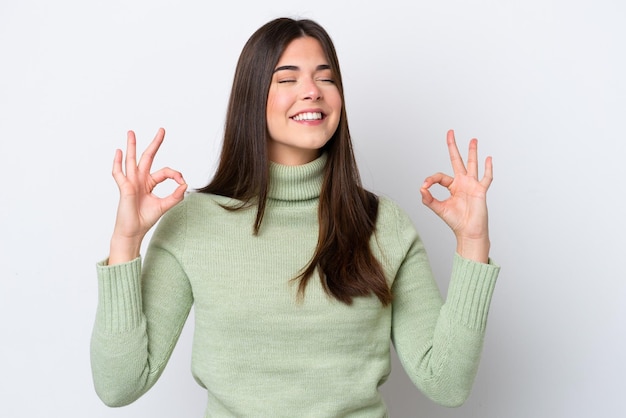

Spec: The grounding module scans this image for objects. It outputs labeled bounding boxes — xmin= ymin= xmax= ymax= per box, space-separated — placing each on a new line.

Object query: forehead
xmin=276 ymin=36 xmax=329 ymax=66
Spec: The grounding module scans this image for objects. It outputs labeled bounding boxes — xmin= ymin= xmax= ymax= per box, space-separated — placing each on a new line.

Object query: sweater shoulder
xmin=169 ymin=191 xmax=238 ymax=221
xmin=375 ymin=195 xmax=416 ymax=240
xmin=181 ymin=191 xmax=229 ymax=209
xmin=150 ymin=192 xmax=228 ymax=247
xmin=371 ymin=195 xmax=425 ymax=279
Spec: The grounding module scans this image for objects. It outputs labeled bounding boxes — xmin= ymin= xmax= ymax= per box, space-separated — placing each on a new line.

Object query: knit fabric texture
xmin=91 ymin=154 xmax=500 ymax=417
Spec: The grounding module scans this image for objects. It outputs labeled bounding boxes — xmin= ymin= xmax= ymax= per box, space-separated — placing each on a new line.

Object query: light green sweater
xmin=91 ymin=154 xmax=499 ymax=417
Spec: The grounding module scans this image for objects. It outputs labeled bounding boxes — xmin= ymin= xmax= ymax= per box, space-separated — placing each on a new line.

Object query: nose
xmin=301 ymin=79 xmax=322 ymax=101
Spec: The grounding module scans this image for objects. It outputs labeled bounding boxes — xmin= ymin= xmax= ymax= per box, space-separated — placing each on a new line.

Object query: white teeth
xmin=292 ymin=112 xmax=322 ymax=121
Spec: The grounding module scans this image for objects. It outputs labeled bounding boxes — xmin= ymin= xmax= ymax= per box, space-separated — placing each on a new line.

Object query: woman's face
xmin=266 ymin=36 xmax=342 ymax=165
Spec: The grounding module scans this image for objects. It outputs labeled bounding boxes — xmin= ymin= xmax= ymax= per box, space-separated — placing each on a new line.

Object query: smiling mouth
xmin=291 ymin=112 xmax=323 ymax=121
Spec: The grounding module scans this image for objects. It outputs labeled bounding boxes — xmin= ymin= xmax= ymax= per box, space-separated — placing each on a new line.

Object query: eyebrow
xmin=273 ymin=64 xmax=331 ymax=73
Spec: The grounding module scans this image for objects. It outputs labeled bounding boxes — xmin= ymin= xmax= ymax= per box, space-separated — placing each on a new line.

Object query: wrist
xmin=455 ymin=236 xmax=490 ymax=264
xmin=108 ymin=235 xmax=143 ymax=265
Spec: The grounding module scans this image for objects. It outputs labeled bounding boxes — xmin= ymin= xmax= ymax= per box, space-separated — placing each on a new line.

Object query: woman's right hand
xmin=108 ymin=128 xmax=187 ymax=265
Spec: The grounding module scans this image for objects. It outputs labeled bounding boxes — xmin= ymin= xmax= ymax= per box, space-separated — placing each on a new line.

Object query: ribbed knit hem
xmin=446 ymin=254 xmax=499 ymax=331
xmin=95 ymin=257 xmax=143 ymax=333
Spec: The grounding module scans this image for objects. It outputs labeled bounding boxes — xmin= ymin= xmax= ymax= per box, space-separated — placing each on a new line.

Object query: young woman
xmin=91 ymin=17 xmax=499 ymax=417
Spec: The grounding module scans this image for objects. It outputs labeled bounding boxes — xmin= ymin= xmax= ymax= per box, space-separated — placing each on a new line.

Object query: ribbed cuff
xmin=95 ymin=257 xmax=143 ymax=333
xmin=446 ymin=254 xmax=500 ymax=331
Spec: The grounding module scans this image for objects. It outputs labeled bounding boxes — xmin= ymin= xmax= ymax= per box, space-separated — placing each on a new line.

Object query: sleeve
xmin=90 ymin=201 xmax=193 ymax=407
xmin=389 ymin=204 xmax=499 ymax=407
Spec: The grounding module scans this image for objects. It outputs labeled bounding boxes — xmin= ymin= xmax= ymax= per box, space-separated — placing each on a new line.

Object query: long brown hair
xmin=198 ymin=18 xmax=392 ymax=306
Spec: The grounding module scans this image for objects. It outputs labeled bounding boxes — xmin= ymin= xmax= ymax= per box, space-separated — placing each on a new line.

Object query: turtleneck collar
xmin=267 ymin=153 xmax=327 ymax=203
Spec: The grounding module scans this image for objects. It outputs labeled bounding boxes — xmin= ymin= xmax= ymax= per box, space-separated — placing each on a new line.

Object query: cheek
xmin=328 ymin=94 xmax=343 ymax=127
xmin=266 ymin=93 xmax=286 ymax=139
xmin=326 ymin=87 xmax=342 ymax=112
xmin=266 ymin=91 xmax=276 ymax=118
xmin=267 ymin=89 xmax=292 ymax=115
xmin=331 ymin=90 xmax=342 ymax=113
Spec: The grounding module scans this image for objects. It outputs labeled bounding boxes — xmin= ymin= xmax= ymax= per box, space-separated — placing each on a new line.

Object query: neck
xmin=268 ymin=146 xmax=321 ymax=166
xmin=267 ymin=153 xmax=327 ymax=203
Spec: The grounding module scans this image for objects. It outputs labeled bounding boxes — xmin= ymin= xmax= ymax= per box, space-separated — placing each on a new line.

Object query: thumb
xmin=420 ymin=186 xmax=444 ymax=215
xmin=160 ymin=183 xmax=188 ymax=213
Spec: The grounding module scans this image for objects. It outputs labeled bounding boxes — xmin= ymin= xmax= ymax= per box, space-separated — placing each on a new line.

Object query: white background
xmin=1 ymin=0 xmax=624 ymax=417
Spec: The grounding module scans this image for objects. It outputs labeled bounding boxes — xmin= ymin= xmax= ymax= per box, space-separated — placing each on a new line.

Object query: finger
xmin=480 ymin=156 xmax=494 ymax=189
xmin=138 ymin=128 xmax=166 ymax=174
xmin=125 ymin=130 xmax=138 ymax=178
xmin=420 ymin=187 xmax=445 ymax=215
xmin=150 ymin=167 xmax=186 ymax=187
xmin=446 ymin=130 xmax=467 ymax=176
xmin=422 ymin=172 xmax=454 ymax=190
xmin=467 ymin=138 xmax=479 ymax=178
xmin=112 ymin=149 xmax=126 ymax=185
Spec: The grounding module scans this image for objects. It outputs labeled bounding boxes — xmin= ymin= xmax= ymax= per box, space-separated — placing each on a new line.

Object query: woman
xmin=91 ymin=17 xmax=499 ymax=417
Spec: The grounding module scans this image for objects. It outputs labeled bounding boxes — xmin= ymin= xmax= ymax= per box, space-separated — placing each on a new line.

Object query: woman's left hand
xmin=420 ymin=130 xmax=493 ymax=263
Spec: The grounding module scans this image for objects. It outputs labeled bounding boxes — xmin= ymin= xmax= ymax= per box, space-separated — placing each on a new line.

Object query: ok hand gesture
xmin=109 ymin=128 xmax=187 ymax=264
xmin=420 ymin=130 xmax=493 ymax=263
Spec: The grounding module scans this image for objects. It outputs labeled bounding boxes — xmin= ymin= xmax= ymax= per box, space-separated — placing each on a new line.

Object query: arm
xmin=391 ymin=130 xmax=499 ymax=405
xmin=91 ymin=129 xmax=190 ymax=406
xmin=91 ymin=208 xmax=193 ymax=406
xmin=390 ymin=213 xmax=499 ymax=406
